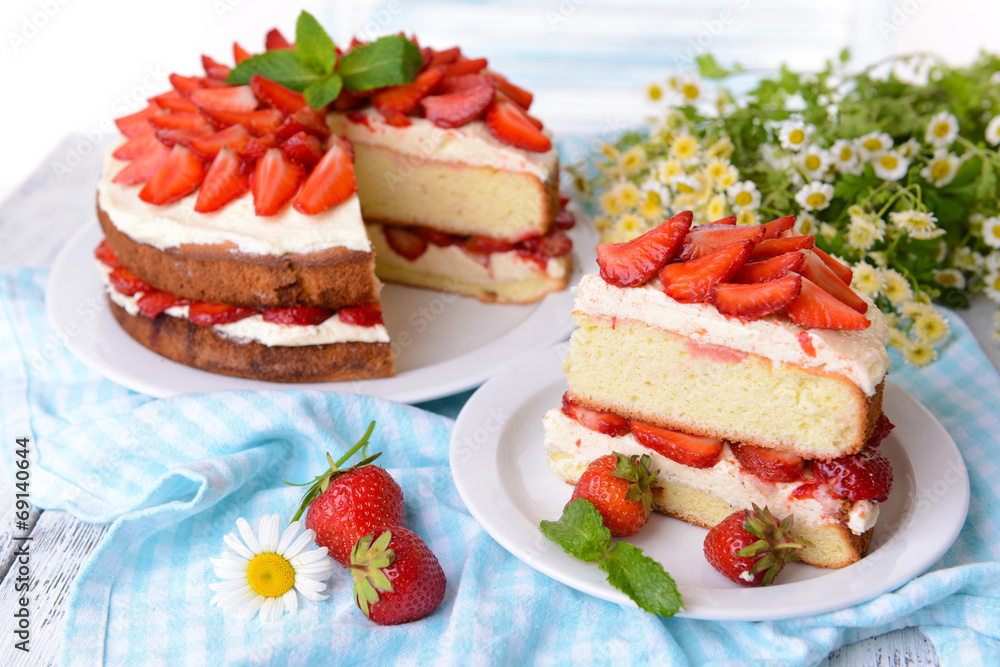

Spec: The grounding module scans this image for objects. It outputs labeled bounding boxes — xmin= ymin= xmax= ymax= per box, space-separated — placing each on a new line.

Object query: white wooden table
xmin=5 ymin=135 xmax=993 ymax=666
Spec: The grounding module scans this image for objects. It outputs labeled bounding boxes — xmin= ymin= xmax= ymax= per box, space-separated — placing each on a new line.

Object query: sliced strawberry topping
xmin=149 ymin=112 xmax=210 ymax=131
xmin=169 ymin=74 xmax=201 ymax=94
xmin=785 ymin=277 xmax=871 ymax=330
xmin=788 ymin=482 xmax=821 ymax=501
xmin=189 ymin=124 xmax=252 ymax=161
xmin=332 ymin=89 xmax=369 ymax=111
xmin=492 ymin=72 xmax=533 ymax=110
xmin=427 ymin=46 xmax=461 ymax=67
xmin=465 ymin=235 xmax=517 ymax=254
xmin=239 ymin=134 xmax=280 ymax=169
xmin=194 ymin=148 xmax=250 ymax=213
xmin=109 ymin=266 xmax=153 ymax=296
xmin=749 ymin=235 xmax=814 ymax=260
xmin=485 ymin=100 xmax=551 ymax=152
xmin=596 ymin=211 xmax=692 ymax=288
xmin=659 ymin=239 xmax=753 ymax=303
xmin=711 ymin=274 xmax=802 ymax=320
xmin=262 ymin=307 xmax=335 ymax=326
xmin=422 ymin=82 xmax=495 ymax=128
xmin=760 ymin=215 xmax=796 ymax=239
xmin=731 ymin=251 xmax=805 ymax=284
xmin=201 ymin=108 xmax=285 ymax=136
xmin=812 ymin=246 xmax=854 ymax=285
xmin=201 ymin=55 xmax=232 ymax=80
xmin=139 ymin=145 xmax=206 ymax=205
xmin=677 ymin=224 xmax=764 ymax=262
xmin=444 ymin=57 xmax=488 ymax=76
xmin=274 ymin=107 xmax=330 ymax=140
xmin=630 ymin=420 xmax=723 ymax=468
xmin=115 ymin=104 xmax=159 ymax=137
xmin=154 ymin=126 xmax=213 ymax=149
xmin=731 ymin=443 xmax=805 ymax=483
xmin=293 ymin=138 xmax=356 ymax=214
xmin=384 ymin=226 xmax=428 ymax=260
xmin=113 ymin=128 xmax=158 ymax=161
xmin=517 ymin=230 xmax=573 ymax=267
xmin=868 ymin=412 xmax=895 ymax=449
xmin=561 ymin=393 xmax=630 ymax=437
xmin=265 ymin=28 xmax=292 ymax=51
xmin=338 ymin=303 xmax=385 ymax=327
xmin=95 ymin=240 xmax=122 ymax=269
xmin=373 ymin=67 xmax=446 ymax=117
xmin=553 ymin=208 xmax=576 ymax=230
xmin=251 ymin=148 xmax=304 ymax=216
xmin=280 ymin=131 xmax=324 ymax=170
xmin=437 ymin=72 xmax=493 ymax=94
xmin=233 ymin=42 xmax=252 ymax=64
xmin=190 ymin=85 xmax=258 ymax=113
xmin=113 ymin=141 xmax=171 ymax=185
xmin=415 ymin=227 xmax=458 ymax=247
xmin=249 ymin=74 xmax=307 ymax=115
xmin=188 ymin=302 xmax=259 ymax=326
xmin=813 ymin=448 xmax=893 ymax=502
xmin=137 ymin=290 xmax=191 ymax=318
xmin=795 ymin=250 xmax=868 ymax=314
xmin=151 ymin=90 xmax=199 ymax=113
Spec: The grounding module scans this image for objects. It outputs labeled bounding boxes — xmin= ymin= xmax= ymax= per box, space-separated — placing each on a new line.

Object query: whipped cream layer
xmin=98 ymin=261 xmax=389 ymax=346
xmin=98 ymin=143 xmax=371 ymax=256
xmin=327 ymin=108 xmax=558 ymax=182
xmin=574 ymin=273 xmax=890 ymax=396
xmin=543 ymin=409 xmax=879 ymax=535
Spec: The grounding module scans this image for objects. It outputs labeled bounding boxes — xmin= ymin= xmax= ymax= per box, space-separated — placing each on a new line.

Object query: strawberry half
xmin=630 ymin=420 xmax=723 ymax=468
xmin=94 ymin=240 xmax=121 ymax=269
xmin=251 ymin=148 xmax=304 ymax=216
xmin=194 ymin=148 xmax=250 ymax=213
xmin=188 ymin=302 xmax=258 ymax=326
xmin=659 ymin=239 xmax=754 ymax=303
xmin=384 ymin=226 xmax=428 ymax=260
xmin=113 ymin=128 xmax=158 ymax=161
xmin=730 ymin=444 xmax=805 ymax=483
xmin=280 ymin=131 xmax=324 ymax=170
xmin=137 ymin=290 xmax=191 ymax=318
xmin=561 ymin=393 xmax=630 ymax=437
xmin=339 ymin=303 xmax=385 ymax=327
xmin=795 ymin=250 xmax=868 ymax=314
xmin=596 ymin=211 xmax=692 ymax=288
xmin=492 ymin=72 xmax=533 ymax=110
xmin=731 ymin=251 xmax=805 ymax=284
xmin=274 ymin=107 xmax=330 ymax=141
xmin=169 ymin=73 xmax=201 ymax=94
xmin=813 ymin=448 xmax=893 ymax=502
xmin=485 ymin=100 xmax=551 ymax=152
xmin=154 ymin=126 xmax=213 ymax=149
xmin=293 ymin=139 xmax=356 ymax=214
xmin=677 ymin=224 xmax=764 ymax=262
xmin=785 ymin=277 xmax=871 ymax=330
xmin=422 ymin=82 xmax=495 ymax=128
xmin=189 ymin=124 xmax=252 ymax=161
xmin=749 ymin=235 xmax=814 ymax=261
xmin=109 ymin=266 xmax=153 ymax=296
xmin=239 ymin=134 xmax=279 ymax=169
xmin=139 ymin=145 xmax=206 ymax=205
xmin=249 ymin=74 xmax=307 ymax=115
xmin=438 ymin=72 xmax=493 ymax=95
xmin=115 ymin=104 xmax=159 ymax=137
xmin=261 ymin=307 xmax=335 ymax=326
xmin=553 ymin=208 xmax=576 ymax=230
xmin=711 ymin=274 xmax=802 ymax=320
xmin=112 ymin=141 xmax=171 ymax=185
xmin=373 ymin=67 xmax=446 ymax=117
xmin=189 ymin=85 xmax=258 ymax=113
xmin=427 ymin=46 xmax=461 ymax=67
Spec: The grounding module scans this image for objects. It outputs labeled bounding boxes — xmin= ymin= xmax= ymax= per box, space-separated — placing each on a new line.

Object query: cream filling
xmin=543 ymin=409 xmax=879 ymax=535
xmin=97 ymin=142 xmax=372 ymax=256
xmin=97 ymin=261 xmax=389 ymax=346
xmin=368 ymin=224 xmax=567 ymax=283
xmin=327 ymin=108 xmax=558 ymax=181
xmin=573 ymin=273 xmax=890 ymax=396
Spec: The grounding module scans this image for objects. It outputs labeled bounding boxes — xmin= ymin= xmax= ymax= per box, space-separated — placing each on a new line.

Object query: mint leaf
xmin=304 ymin=74 xmax=343 ymax=109
xmin=226 ymin=50 xmax=322 ymax=91
xmin=599 ymin=542 xmax=682 ymax=617
xmin=295 ymin=11 xmax=336 ymax=75
xmin=339 ymin=35 xmax=422 ymax=91
xmin=539 ymin=499 xmax=612 ymax=562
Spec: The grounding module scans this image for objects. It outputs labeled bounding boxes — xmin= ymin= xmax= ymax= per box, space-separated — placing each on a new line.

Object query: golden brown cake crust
xmin=109 ymin=299 xmax=393 ymax=383
xmin=98 ymin=202 xmax=380 ymax=310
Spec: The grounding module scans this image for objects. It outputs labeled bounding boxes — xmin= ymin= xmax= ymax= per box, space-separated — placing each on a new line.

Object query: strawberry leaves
xmin=227 ymin=11 xmax=421 ymax=109
xmin=351 ymin=530 xmax=396 ymax=618
xmin=540 ymin=499 xmax=682 ymax=617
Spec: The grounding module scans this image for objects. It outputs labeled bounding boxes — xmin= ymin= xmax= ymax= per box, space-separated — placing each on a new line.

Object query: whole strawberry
xmin=290 ymin=422 xmax=404 ymax=566
xmin=570 ymin=452 xmax=657 ymax=537
xmin=351 ymin=527 xmax=446 ymax=625
xmin=703 ymin=504 xmax=802 ymax=586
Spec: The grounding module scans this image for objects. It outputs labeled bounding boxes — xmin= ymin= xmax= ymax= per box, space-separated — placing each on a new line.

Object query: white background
xmin=1 ymin=0 xmax=998 ymax=205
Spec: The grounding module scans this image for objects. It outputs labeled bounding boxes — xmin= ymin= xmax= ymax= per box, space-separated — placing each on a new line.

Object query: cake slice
xmin=543 ymin=213 xmax=894 ymax=569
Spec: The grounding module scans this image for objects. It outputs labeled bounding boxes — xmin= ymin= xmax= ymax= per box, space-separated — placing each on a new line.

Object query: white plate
xmin=450 ymin=344 xmax=970 ymax=621
xmin=46 ymin=218 xmax=598 ymax=403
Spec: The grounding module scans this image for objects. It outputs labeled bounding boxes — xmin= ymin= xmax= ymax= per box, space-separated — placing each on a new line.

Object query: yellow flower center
xmin=646 ymin=191 xmax=662 ymax=206
xmin=647 ymin=84 xmax=663 ymax=101
xmin=840 ymin=147 xmax=853 ymax=161
xmin=682 ymin=83 xmax=700 ymax=100
xmin=735 ymin=191 xmax=753 ymax=207
xmin=806 ymin=193 xmax=827 ymax=208
xmin=246 ymin=553 xmax=296 ymax=598
xmin=788 ymin=129 xmax=805 ymax=145
xmin=992 ymin=274 xmax=1000 ymax=290
xmin=676 ymin=181 xmax=694 ymax=193
xmin=804 ymin=155 xmax=822 ymax=170
xmin=931 ymin=161 xmax=951 ymax=179
xmin=863 ymin=138 xmax=883 ymax=152
xmin=880 ymin=155 xmax=899 ymax=169
xmin=934 ymin=123 xmax=950 ymax=138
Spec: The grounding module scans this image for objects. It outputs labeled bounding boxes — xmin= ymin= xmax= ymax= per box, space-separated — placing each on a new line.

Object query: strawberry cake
xmin=326 ymin=45 xmax=574 ymax=303
xmin=543 ymin=212 xmax=894 ymax=569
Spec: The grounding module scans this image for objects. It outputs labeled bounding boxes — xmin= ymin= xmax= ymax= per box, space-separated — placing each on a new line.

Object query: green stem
xmin=333 ymin=420 xmax=376 ymax=469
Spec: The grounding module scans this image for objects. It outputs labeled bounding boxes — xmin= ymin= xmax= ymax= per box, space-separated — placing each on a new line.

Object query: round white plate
xmin=450 ymin=344 xmax=970 ymax=621
xmin=47 ymin=217 xmax=598 ymax=403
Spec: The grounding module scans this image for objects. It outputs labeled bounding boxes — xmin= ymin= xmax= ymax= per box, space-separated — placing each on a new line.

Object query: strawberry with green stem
xmin=703 ymin=504 xmax=803 ymax=586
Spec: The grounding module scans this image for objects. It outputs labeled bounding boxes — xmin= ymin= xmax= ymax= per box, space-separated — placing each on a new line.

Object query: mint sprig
xmin=226 ymin=11 xmax=421 ymax=109
xmin=540 ymin=499 xmax=682 ymax=617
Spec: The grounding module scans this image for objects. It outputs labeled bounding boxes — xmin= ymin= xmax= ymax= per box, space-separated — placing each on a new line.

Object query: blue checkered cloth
xmin=2 ymin=265 xmax=999 ymax=666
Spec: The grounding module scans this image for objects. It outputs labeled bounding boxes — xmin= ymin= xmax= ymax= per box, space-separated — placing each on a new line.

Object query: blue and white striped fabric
xmin=2 ymin=265 xmax=1000 ymax=666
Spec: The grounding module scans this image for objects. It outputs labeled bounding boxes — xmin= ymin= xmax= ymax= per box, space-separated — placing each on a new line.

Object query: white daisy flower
xmin=986 ymin=115 xmax=1000 ymax=146
xmin=611 ymin=180 xmax=643 ymax=209
xmin=857 ymin=131 xmax=894 ymax=161
xmin=653 ymin=159 xmax=684 ymax=186
xmin=872 ymin=150 xmax=910 ymax=181
xmin=794 ymin=182 xmax=834 ymax=211
xmin=819 ymin=222 xmax=838 ymax=243
xmin=778 ymin=120 xmax=814 ymax=152
xmin=846 ymin=210 xmax=884 ymax=252
xmin=920 ymin=150 xmax=961 ymax=187
xmin=829 ymin=139 xmax=862 ymax=175
xmin=898 ymin=138 xmax=922 ymax=160
xmin=925 ymin=111 xmax=959 ymax=146
xmin=727 ymin=180 xmax=761 ymax=212
xmin=210 ymin=515 xmax=334 ymax=622
xmin=986 ymin=251 xmax=1000 ymax=271
xmin=890 ymin=210 xmax=945 ymax=240
xmin=981 ymin=216 xmax=1000 ymax=249
xmin=798 ymin=146 xmax=830 ymax=180
xmin=983 ymin=269 xmax=1000 ymax=302
xmin=881 ymin=268 xmax=914 ymax=304
xmin=933 ymin=268 xmax=966 ymax=290
xmin=795 ymin=211 xmax=819 ymax=236
xmin=953 ymin=247 xmax=985 ymax=272
xmin=671 ymin=75 xmax=706 ymax=105
xmin=851 ymin=261 xmax=883 ymax=297
xmin=669 ymin=134 xmax=702 ymax=165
